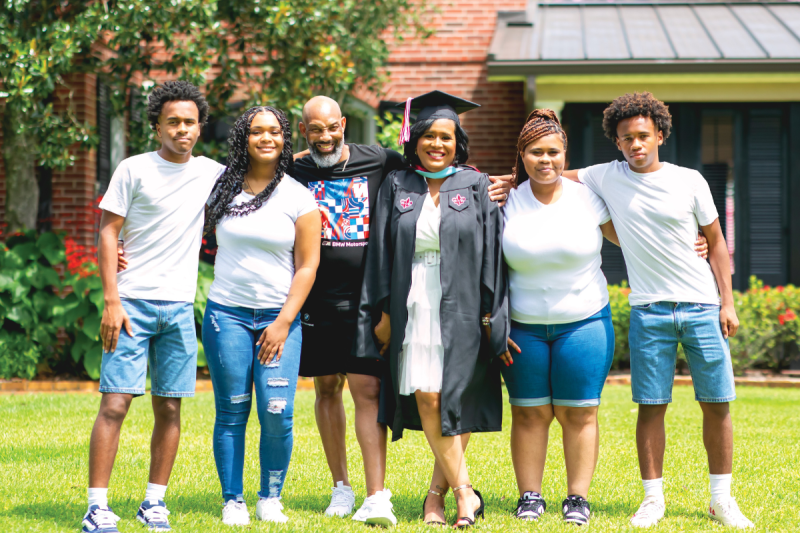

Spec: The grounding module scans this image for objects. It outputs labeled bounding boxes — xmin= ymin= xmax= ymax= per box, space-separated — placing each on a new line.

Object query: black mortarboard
xmin=396 ymin=90 xmax=480 ymax=145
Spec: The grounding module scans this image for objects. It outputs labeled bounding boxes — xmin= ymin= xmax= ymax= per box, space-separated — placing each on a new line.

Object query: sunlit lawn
xmin=1 ymin=385 xmax=798 ymax=532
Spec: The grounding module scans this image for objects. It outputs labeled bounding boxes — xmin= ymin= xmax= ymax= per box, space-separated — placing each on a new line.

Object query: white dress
xmin=398 ymin=193 xmax=444 ymax=395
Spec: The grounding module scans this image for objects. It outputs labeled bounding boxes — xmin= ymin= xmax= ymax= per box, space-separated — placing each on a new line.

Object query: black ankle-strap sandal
xmin=453 ymin=485 xmax=484 ymax=529
xmin=423 ymin=489 xmax=447 ymax=526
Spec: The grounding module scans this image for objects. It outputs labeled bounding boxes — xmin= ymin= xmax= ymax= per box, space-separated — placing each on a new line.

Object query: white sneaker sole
xmin=325 ymin=508 xmax=354 ymax=518
xmin=365 ymin=516 xmax=396 ymax=528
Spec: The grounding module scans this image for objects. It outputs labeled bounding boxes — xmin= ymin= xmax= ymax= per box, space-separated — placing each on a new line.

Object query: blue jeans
xmin=501 ymin=305 xmax=615 ymax=407
xmin=99 ymin=299 xmax=197 ymax=397
xmin=202 ymin=299 xmax=302 ymax=502
xmin=629 ymin=302 xmax=736 ymax=404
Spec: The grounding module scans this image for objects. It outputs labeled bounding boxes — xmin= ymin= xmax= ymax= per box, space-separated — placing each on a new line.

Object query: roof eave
xmin=487 ymin=59 xmax=800 ymax=77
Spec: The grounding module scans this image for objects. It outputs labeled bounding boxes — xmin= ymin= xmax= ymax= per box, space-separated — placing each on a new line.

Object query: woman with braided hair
xmin=499 ymin=108 xmax=619 ymax=526
xmin=201 ymin=105 xmax=321 ymax=525
xmin=501 ymin=110 xmax=708 ymax=526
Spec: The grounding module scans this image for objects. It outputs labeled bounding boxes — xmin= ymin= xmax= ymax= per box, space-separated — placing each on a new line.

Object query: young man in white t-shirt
xmin=82 ymin=81 xmax=224 ymax=533
xmin=565 ymin=92 xmax=753 ymax=529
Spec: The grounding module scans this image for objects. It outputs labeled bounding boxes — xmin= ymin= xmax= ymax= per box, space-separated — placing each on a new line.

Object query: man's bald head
xmin=300 ymin=96 xmax=347 ymax=167
xmin=302 ymin=96 xmax=342 ymax=123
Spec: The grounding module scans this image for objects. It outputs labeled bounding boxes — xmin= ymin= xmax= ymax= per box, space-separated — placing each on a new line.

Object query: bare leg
xmin=554 ymin=406 xmax=599 ymax=499
xmin=510 ymin=405 xmax=553 ymax=496
xmin=314 ymin=374 xmax=350 ymax=486
xmin=636 ymin=404 xmax=669 ymax=480
xmin=698 ymin=402 xmax=733 ymax=475
xmin=414 ymin=391 xmax=480 ymax=525
xmin=148 ymin=396 xmax=182 ymax=485
xmin=425 ymin=433 xmax=471 ymax=523
xmin=348 ymin=373 xmax=387 ymax=496
xmin=89 ymin=393 xmax=134 ymax=488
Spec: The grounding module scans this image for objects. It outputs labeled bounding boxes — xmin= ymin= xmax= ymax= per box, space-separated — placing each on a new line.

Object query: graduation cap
xmin=396 ymin=90 xmax=480 ymax=146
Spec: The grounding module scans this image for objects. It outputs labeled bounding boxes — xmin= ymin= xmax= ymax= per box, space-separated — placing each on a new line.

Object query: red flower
xmin=779 ymin=314 xmax=786 ymax=326
xmin=786 ymin=309 xmax=797 ymax=322
xmin=777 ymin=286 xmax=785 ymax=292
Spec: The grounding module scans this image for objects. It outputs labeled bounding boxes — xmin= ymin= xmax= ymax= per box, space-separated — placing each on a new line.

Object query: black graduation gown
xmin=353 ymin=166 xmax=509 ymax=441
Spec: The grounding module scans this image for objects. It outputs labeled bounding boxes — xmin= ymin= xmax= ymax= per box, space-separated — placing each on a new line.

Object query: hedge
xmin=1 ymin=232 xmax=798 ymax=379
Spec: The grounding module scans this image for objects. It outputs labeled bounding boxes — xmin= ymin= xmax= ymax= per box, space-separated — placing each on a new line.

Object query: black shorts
xmin=298 ymin=303 xmax=385 ymax=378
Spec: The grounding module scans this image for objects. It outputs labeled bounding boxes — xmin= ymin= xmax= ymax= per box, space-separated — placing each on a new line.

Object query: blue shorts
xmin=501 ymin=304 xmax=615 ymax=407
xmin=99 ymin=299 xmax=198 ymax=397
xmin=630 ymin=301 xmax=735 ymax=404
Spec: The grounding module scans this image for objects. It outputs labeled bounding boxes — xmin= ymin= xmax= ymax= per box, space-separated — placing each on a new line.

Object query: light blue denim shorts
xmin=99 ymin=298 xmax=198 ymax=397
xmin=629 ymin=301 xmax=735 ymax=404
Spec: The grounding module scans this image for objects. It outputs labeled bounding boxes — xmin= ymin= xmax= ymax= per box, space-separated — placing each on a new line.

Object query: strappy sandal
xmin=452 ymin=484 xmax=484 ymax=529
xmin=423 ymin=488 xmax=447 ymax=526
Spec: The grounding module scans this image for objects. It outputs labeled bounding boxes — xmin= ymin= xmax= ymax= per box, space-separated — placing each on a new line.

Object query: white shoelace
xmin=330 ymin=487 xmax=353 ymax=508
xmin=87 ymin=508 xmax=120 ymax=529
xmin=634 ymin=496 xmax=664 ymax=519
xmin=143 ymin=504 xmax=170 ymax=523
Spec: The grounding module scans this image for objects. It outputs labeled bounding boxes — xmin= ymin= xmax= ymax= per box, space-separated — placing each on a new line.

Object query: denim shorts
xmin=99 ymin=299 xmax=198 ymax=397
xmin=501 ymin=304 xmax=615 ymax=407
xmin=629 ymin=301 xmax=735 ymax=404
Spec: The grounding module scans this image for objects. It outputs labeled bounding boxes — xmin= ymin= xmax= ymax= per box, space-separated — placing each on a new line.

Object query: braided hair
xmin=205 ymin=106 xmax=293 ymax=234
xmin=512 ymin=109 xmax=567 ymax=185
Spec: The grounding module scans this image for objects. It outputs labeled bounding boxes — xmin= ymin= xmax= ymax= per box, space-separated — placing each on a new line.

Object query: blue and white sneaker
xmin=82 ymin=505 xmax=121 ymax=532
xmin=135 ymin=500 xmax=171 ymax=531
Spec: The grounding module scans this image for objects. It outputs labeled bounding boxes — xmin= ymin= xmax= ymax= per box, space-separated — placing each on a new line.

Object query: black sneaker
xmin=562 ymin=495 xmax=590 ymax=526
xmin=515 ymin=491 xmax=546 ymax=520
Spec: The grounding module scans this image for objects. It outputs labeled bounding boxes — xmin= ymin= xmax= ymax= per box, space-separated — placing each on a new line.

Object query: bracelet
xmin=481 ymin=316 xmax=490 ymax=326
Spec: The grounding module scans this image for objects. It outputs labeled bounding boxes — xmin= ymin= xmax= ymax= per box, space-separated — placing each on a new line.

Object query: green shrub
xmin=0 ymin=230 xmax=103 ymax=379
xmin=607 ymin=282 xmax=631 ymax=369
xmin=194 ymin=260 xmax=214 ymax=367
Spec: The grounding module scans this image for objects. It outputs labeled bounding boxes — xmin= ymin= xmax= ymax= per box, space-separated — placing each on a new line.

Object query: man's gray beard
xmin=308 ymin=139 xmax=344 ymax=168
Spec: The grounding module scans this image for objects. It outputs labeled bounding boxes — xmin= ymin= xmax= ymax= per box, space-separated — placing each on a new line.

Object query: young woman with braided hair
xmin=201 ymin=106 xmax=321 ymax=525
xmin=501 ymin=109 xmax=708 ymax=526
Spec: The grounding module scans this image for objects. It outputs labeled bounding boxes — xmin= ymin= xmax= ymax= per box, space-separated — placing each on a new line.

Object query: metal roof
xmin=488 ymin=1 xmax=800 ymax=75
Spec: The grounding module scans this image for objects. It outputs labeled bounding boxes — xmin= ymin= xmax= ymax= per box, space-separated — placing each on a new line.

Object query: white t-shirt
xmin=503 ymin=178 xmax=611 ymax=324
xmin=578 ymin=161 xmax=720 ymax=306
xmin=208 ymin=175 xmax=319 ymax=309
xmin=99 ymin=152 xmax=224 ymax=302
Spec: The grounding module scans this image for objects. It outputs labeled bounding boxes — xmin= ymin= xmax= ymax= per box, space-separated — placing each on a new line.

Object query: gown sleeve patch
xmin=396 ymin=189 xmax=416 ymax=213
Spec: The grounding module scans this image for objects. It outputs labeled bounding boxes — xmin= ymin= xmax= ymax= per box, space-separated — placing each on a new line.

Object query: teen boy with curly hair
xmin=82 ymin=81 xmax=225 ymax=533
xmin=565 ymin=92 xmax=753 ymax=529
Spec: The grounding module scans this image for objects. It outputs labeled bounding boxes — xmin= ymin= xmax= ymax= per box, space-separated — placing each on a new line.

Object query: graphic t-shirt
xmin=99 ymin=152 xmax=225 ymax=301
xmin=207 ymin=175 xmax=319 ymax=309
xmin=293 ymin=144 xmax=405 ymax=309
xmin=503 ymin=178 xmax=611 ymax=324
xmin=578 ymin=160 xmax=720 ymax=306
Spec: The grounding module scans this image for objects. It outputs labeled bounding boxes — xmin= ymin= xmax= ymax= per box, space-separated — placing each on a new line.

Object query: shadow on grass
xmin=2 ymin=500 xmax=87 ymax=529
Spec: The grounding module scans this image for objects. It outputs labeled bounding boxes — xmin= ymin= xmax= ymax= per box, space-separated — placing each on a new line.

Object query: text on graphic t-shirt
xmin=292 ymin=144 xmax=405 ymax=308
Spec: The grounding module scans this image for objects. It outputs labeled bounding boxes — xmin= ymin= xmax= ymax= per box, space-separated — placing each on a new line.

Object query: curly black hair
xmin=204 ymin=106 xmax=294 ymax=234
xmin=602 ymin=92 xmax=671 ymax=141
xmin=147 ymin=80 xmax=210 ymax=130
xmin=403 ymin=118 xmax=470 ymax=168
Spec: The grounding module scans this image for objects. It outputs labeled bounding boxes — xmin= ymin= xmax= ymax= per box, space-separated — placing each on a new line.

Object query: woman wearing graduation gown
xmin=354 ymin=91 xmax=509 ymax=528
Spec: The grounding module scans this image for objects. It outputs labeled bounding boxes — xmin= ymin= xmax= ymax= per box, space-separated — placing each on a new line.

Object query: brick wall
xmin=378 ymin=0 xmax=527 ymax=176
xmin=0 ymin=73 xmax=99 ymax=246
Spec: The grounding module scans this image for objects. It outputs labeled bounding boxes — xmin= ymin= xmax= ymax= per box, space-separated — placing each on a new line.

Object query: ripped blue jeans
xmin=203 ymin=299 xmax=301 ymax=502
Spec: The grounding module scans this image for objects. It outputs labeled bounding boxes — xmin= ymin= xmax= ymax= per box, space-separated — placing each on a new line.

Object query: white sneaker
xmin=709 ymin=496 xmax=754 ymax=528
xmin=325 ymin=481 xmax=356 ymax=517
xmin=364 ymin=489 xmax=397 ymax=528
xmin=630 ymin=495 xmax=666 ymax=528
xmin=222 ymin=500 xmax=250 ymax=526
xmin=256 ymin=498 xmax=288 ymax=523
xmin=352 ymin=495 xmax=373 ymax=522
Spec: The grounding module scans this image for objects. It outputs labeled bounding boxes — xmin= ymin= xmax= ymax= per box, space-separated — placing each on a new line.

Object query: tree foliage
xmin=0 ymin=0 xmax=429 ymax=229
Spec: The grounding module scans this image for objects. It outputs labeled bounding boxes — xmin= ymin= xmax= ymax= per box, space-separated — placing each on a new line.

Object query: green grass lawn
xmin=1 ymin=385 xmax=798 ymax=532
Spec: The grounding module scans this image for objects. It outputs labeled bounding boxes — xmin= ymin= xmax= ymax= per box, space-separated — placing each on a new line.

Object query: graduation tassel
xmin=398 ymin=97 xmax=412 ymax=146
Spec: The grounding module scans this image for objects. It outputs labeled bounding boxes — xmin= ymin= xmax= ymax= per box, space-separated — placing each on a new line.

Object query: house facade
xmin=1 ymin=0 xmax=799 ymax=290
